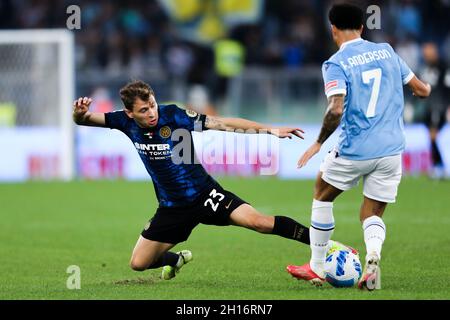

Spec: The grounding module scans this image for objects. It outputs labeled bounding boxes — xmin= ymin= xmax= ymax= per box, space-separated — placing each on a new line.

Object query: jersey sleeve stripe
xmin=325 ymin=80 xmax=338 ymax=91
xmin=403 ymin=71 xmax=415 ymax=85
xmin=326 ymin=88 xmax=347 ymax=98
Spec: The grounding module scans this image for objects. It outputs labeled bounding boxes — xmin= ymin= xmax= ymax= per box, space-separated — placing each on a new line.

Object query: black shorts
xmin=141 ymin=183 xmax=248 ymax=244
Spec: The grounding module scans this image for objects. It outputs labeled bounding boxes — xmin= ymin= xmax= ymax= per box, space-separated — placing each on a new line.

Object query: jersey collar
xmin=340 ymin=37 xmax=363 ymax=50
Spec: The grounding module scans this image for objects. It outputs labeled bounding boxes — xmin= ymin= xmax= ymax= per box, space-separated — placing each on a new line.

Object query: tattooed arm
xmin=297 ymin=94 xmax=344 ymax=168
xmin=317 ymin=94 xmax=345 ymax=144
xmin=204 ymin=115 xmax=304 ymax=139
xmin=205 ymin=116 xmax=253 ymax=132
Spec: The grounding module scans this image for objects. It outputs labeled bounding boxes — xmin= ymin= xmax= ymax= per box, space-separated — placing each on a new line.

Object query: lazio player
xmin=73 ymin=80 xmax=352 ymax=280
xmin=286 ymin=3 xmax=431 ymax=290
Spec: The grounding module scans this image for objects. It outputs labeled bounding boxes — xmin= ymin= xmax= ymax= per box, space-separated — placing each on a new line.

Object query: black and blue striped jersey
xmin=105 ymin=104 xmax=216 ymax=207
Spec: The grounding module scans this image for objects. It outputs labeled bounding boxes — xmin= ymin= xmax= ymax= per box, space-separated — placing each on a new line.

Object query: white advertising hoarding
xmin=0 ymin=124 xmax=448 ymax=181
xmin=0 ymin=128 xmax=61 ymax=181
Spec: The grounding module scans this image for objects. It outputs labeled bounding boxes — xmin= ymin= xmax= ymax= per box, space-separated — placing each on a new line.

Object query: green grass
xmin=0 ymin=177 xmax=449 ymax=300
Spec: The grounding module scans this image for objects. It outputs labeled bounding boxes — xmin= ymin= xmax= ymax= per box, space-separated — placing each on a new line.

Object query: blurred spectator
xmin=89 ymin=87 xmax=114 ymax=113
xmin=104 ymin=31 xmax=127 ymax=75
xmin=0 ymin=0 xmax=16 ymax=28
xmin=395 ymin=35 xmax=421 ymax=72
xmin=186 ymin=84 xmax=218 ymax=116
xmin=443 ymin=34 xmax=450 ymax=67
xmin=418 ymin=42 xmax=450 ymax=179
xmin=240 ymin=25 xmax=265 ymax=66
xmin=146 ymin=34 xmax=163 ymax=73
xmin=18 ymin=0 xmax=49 ymax=28
xmin=285 ymin=14 xmax=315 ymax=66
xmin=120 ymin=4 xmax=151 ymax=37
xmin=127 ymin=38 xmax=147 ymax=77
xmin=394 ymin=0 xmax=422 ymax=40
xmin=0 ymin=0 xmax=448 ymax=98
xmin=165 ymin=40 xmax=194 ymax=78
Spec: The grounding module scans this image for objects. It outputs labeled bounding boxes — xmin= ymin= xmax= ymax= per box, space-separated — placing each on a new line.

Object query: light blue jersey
xmin=322 ymin=38 xmax=414 ymax=160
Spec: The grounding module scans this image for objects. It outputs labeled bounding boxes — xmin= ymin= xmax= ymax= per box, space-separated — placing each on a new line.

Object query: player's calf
xmin=250 ymin=215 xmax=274 ymax=233
xmin=229 ymin=205 xmax=274 ymax=233
xmin=130 ymin=251 xmax=181 ymax=271
xmin=230 ymin=205 xmax=311 ymax=244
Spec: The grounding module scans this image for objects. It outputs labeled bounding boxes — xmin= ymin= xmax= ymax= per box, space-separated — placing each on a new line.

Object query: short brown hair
xmin=119 ymin=80 xmax=155 ymax=111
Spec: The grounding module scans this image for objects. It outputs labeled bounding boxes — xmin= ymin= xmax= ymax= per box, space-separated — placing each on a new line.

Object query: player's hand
xmin=73 ymin=97 xmax=92 ymax=117
xmin=297 ymin=141 xmax=321 ymax=168
xmin=271 ymin=127 xmax=305 ymax=139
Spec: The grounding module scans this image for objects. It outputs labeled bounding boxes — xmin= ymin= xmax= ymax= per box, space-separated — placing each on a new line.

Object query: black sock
xmin=147 ymin=251 xmax=180 ymax=269
xmin=272 ymin=216 xmax=310 ymax=245
xmin=431 ymin=140 xmax=443 ymax=166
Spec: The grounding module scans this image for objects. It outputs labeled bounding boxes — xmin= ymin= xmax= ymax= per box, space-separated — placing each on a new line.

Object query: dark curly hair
xmin=329 ymin=3 xmax=364 ymax=30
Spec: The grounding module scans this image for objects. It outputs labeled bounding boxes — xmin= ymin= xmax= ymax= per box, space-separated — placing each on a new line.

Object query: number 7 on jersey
xmin=362 ymin=68 xmax=382 ymax=118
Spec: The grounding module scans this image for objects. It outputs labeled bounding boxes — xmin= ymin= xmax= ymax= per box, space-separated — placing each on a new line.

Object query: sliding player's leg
xmin=130 ymin=236 xmax=193 ymax=280
xmin=228 ymin=203 xmax=311 ymax=244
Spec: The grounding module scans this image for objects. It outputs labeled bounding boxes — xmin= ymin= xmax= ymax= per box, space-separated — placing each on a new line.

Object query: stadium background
xmin=0 ymin=0 xmax=450 ymax=300
xmin=0 ymin=0 xmax=449 ymax=180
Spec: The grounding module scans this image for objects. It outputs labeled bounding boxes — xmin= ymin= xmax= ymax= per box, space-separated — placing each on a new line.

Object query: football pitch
xmin=0 ymin=177 xmax=449 ymax=300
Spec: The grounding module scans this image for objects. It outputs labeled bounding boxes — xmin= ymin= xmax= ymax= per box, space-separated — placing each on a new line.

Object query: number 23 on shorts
xmin=203 ymin=189 xmax=225 ymax=212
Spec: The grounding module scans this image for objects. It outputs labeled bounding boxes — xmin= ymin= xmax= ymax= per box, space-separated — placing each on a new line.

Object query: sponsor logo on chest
xmin=134 ymin=142 xmax=172 ymax=160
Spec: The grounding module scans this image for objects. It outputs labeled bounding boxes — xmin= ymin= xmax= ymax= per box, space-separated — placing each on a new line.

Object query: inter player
xmin=286 ymin=3 xmax=431 ymax=290
xmin=73 ymin=80 xmax=352 ymax=280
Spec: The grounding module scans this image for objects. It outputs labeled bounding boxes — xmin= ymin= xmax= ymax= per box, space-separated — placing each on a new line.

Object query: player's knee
xmin=129 ymin=257 xmax=150 ymax=271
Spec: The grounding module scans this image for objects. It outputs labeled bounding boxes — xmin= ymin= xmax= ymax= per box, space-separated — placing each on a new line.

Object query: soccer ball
xmin=324 ymin=249 xmax=362 ymax=288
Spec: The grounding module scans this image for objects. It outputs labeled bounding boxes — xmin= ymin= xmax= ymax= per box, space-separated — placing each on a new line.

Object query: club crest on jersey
xmin=159 ymin=126 xmax=172 ymax=138
xmin=186 ymin=109 xmax=197 ymax=117
xmin=143 ymin=132 xmax=153 ymax=139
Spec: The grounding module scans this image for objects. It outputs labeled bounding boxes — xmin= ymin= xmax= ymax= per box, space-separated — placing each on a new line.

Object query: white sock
xmin=362 ymin=216 xmax=386 ymax=260
xmin=310 ymin=199 xmax=334 ymax=276
xmin=175 ymin=253 xmax=184 ymax=268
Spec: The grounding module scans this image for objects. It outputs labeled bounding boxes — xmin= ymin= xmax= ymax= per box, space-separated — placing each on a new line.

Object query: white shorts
xmin=319 ymin=149 xmax=402 ymax=203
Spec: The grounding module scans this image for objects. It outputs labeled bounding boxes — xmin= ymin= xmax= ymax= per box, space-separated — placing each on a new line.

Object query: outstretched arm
xmin=73 ymin=97 xmax=106 ymax=127
xmin=297 ymin=94 xmax=344 ymax=168
xmin=204 ymin=115 xmax=304 ymax=139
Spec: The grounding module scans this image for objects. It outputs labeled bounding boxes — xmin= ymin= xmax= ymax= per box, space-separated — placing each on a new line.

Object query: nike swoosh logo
xmin=225 ymin=199 xmax=233 ymax=209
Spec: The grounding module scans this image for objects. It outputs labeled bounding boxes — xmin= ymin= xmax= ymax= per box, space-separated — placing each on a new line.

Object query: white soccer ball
xmin=324 ymin=249 xmax=362 ymax=288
